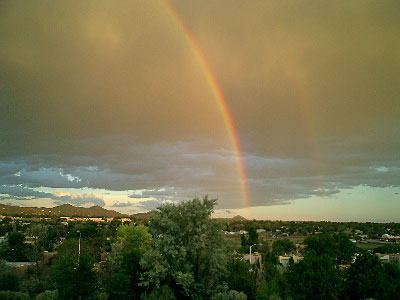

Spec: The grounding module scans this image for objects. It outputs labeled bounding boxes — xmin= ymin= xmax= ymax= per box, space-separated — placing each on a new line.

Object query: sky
xmin=1 ymin=0 xmax=399 ymax=221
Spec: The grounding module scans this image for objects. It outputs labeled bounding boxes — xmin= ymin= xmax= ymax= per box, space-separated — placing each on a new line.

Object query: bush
xmin=142 ymin=285 xmax=176 ymax=300
xmin=0 ymin=291 xmax=30 ymax=300
xmin=35 ymin=290 xmax=58 ymax=300
xmin=210 ymin=290 xmax=247 ymax=300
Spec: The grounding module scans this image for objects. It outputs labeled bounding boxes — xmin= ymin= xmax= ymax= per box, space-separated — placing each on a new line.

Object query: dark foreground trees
xmin=2 ymin=199 xmax=400 ymax=300
xmin=51 ymin=239 xmax=96 ymax=299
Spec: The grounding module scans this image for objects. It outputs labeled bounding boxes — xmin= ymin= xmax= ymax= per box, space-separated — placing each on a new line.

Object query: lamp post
xmin=77 ymin=230 xmax=81 ymax=265
xmin=249 ymin=243 xmax=262 ymax=265
xmin=249 ymin=244 xmax=256 ymax=264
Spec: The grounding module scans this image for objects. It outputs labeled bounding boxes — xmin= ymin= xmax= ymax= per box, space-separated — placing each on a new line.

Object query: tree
xmin=105 ymin=224 xmax=151 ymax=299
xmin=241 ymin=233 xmax=247 ymax=247
xmin=343 ymin=252 xmax=385 ymax=300
xmin=0 ymin=291 xmax=30 ymax=300
xmin=257 ymin=259 xmax=288 ymax=300
xmin=247 ymin=227 xmax=259 ymax=247
xmin=210 ymin=290 xmax=247 ymax=300
xmin=51 ymin=239 xmax=96 ymax=299
xmin=271 ymin=239 xmax=295 ymax=256
xmin=0 ymin=260 xmax=19 ymax=291
xmin=226 ymin=255 xmax=257 ymax=300
xmin=0 ymin=232 xmax=30 ymax=262
xmin=381 ymin=262 xmax=400 ymax=299
xmin=334 ymin=233 xmax=357 ymax=264
xmin=35 ymin=290 xmax=58 ymax=300
xmin=303 ymin=233 xmax=357 ymax=264
xmin=140 ymin=197 xmax=227 ymax=299
xmin=303 ymin=234 xmax=336 ymax=257
xmin=141 ymin=285 xmax=176 ymax=300
xmin=286 ymin=254 xmax=343 ymax=300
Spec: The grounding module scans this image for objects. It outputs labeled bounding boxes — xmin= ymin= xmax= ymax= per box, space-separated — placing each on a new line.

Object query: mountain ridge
xmin=0 ymin=203 xmax=127 ymax=218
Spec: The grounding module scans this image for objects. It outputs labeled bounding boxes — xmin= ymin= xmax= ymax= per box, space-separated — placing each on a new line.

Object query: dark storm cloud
xmin=0 ymin=184 xmax=105 ymax=207
xmin=0 ymin=185 xmax=54 ymax=200
xmin=1 ymin=134 xmax=399 ymax=209
xmin=136 ymin=199 xmax=172 ymax=211
xmin=53 ymin=194 xmax=105 ymax=207
xmin=1 ymin=0 xmax=399 ymax=211
xmin=129 ymin=187 xmax=178 ymax=199
xmin=111 ymin=201 xmax=134 ymax=208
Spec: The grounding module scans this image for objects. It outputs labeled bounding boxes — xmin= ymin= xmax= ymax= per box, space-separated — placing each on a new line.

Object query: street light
xmin=249 ymin=243 xmax=262 ymax=265
xmin=77 ymin=230 xmax=81 ymax=265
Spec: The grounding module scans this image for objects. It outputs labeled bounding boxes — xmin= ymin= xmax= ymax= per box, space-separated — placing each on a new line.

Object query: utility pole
xmin=249 ymin=243 xmax=262 ymax=265
xmin=250 ymin=244 xmax=256 ymax=264
xmin=77 ymin=230 xmax=81 ymax=265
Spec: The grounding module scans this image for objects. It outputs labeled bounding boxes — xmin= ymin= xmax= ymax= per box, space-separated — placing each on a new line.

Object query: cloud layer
xmin=1 ymin=1 xmax=399 ymax=214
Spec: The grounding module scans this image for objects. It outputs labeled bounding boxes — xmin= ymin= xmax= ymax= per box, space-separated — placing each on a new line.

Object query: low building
xmin=279 ymin=255 xmax=304 ymax=267
xmin=242 ymin=252 xmax=262 ymax=265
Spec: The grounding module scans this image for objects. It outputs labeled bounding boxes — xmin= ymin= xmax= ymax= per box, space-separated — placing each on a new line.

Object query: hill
xmin=213 ymin=215 xmax=248 ymax=221
xmin=0 ymin=203 xmax=127 ymax=217
xmin=231 ymin=215 xmax=247 ymax=221
xmin=131 ymin=211 xmax=155 ymax=220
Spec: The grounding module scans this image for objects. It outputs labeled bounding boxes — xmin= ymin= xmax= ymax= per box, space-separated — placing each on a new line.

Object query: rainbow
xmin=161 ymin=0 xmax=250 ymax=208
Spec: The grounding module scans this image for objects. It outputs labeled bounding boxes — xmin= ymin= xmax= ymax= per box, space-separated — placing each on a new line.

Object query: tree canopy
xmin=140 ymin=197 xmax=228 ymax=299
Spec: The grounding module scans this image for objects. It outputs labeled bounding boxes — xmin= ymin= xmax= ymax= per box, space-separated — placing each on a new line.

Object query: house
xmin=242 ymin=252 xmax=262 ymax=265
xmin=279 ymin=255 xmax=304 ymax=267
xmin=376 ymin=254 xmax=390 ymax=263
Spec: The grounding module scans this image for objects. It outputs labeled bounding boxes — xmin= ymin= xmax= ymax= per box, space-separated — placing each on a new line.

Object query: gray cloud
xmin=0 ymin=184 xmax=104 ymax=207
xmin=53 ymin=194 xmax=105 ymax=207
xmin=111 ymin=201 xmax=134 ymax=208
xmin=135 ymin=199 xmax=173 ymax=211
xmin=1 ymin=133 xmax=400 ymax=209
xmin=0 ymin=185 xmax=54 ymax=200
xmin=1 ymin=1 xmax=399 ymax=214
xmin=129 ymin=187 xmax=178 ymax=199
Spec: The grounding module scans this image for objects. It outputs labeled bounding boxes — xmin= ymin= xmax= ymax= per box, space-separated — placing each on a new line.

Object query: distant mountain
xmin=0 ymin=203 xmax=127 ymax=218
xmin=213 ymin=214 xmax=248 ymax=221
xmin=131 ymin=211 xmax=155 ymax=220
xmin=232 ymin=215 xmax=247 ymax=221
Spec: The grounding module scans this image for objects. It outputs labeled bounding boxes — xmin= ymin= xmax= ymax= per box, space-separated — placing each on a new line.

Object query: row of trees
xmin=224 ymin=218 xmax=400 ymax=238
xmin=1 ymin=197 xmax=400 ymax=299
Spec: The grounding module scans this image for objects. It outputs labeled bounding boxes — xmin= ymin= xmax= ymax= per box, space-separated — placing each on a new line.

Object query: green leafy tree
xmin=211 ymin=290 xmax=247 ymax=300
xmin=257 ymin=260 xmax=288 ymax=300
xmin=35 ymin=290 xmax=58 ymax=300
xmin=381 ymin=262 xmax=400 ymax=299
xmin=140 ymin=197 xmax=227 ymax=299
xmin=271 ymin=239 xmax=295 ymax=256
xmin=247 ymin=227 xmax=259 ymax=247
xmin=105 ymin=224 xmax=151 ymax=299
xmin=51 ymin=239 xmax=96 ymax=299
xmin=0 ymin=260 xmax=19 ymax=291
xmin=343 ymin=252 xmax=385 ymax=300
xmin=303 ymin=233 xmax=357 ymax=264
xmin=334 ymin=233 xmax=358 ymax=264
xmin=373 ymin=244 xmax=400 ymax=254
xmin=141 ymin=285 xmax=176 ymax=300
xmin=0 ymin=232 xmax=30 ymax=262
xmin=286 ymin=254 xmax=343 ymax=300
xmin=0 ymin=291 xmax=30 ymax=300
xmin=241 ymin=233 xmax=247 ymax=247
xmin=226 ymin=256 xmax=257 ymax=300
